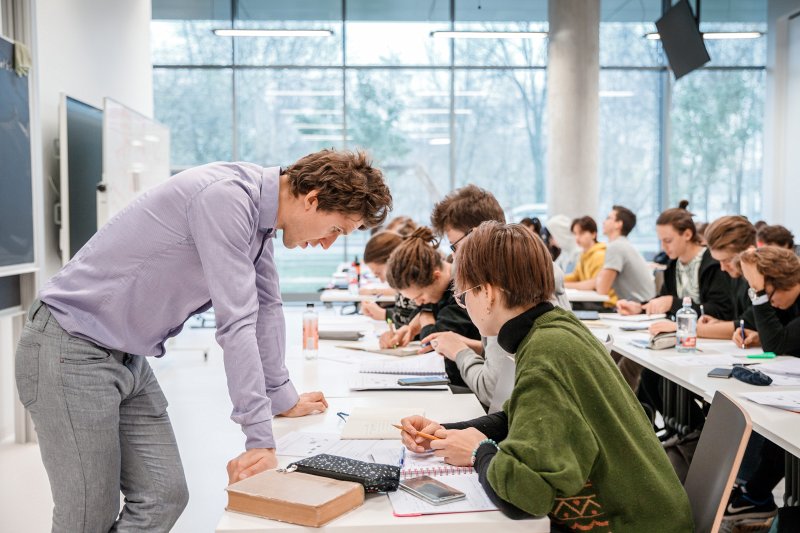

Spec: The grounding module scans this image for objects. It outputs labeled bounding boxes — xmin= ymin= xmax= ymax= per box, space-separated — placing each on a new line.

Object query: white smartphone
xmin=399 ymin=475 xmax=466 ymax=505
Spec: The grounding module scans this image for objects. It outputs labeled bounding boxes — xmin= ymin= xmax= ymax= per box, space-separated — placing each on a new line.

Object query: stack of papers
xmin=603 ymin=313 xmax=666 ymax=322
xmin=359 ymin=353 xmax=446 ymax=375
xmin=740 ymin=390 xmax=800 ymax=412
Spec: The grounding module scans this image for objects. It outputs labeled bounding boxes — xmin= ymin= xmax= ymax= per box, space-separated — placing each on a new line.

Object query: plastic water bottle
xmin=675 ymin=296 xmax=697 ymax=353
xmin=348 ymin=256 xmax=361 ymax=295
xmin=302 ymin=303 xmax=318 ymax=360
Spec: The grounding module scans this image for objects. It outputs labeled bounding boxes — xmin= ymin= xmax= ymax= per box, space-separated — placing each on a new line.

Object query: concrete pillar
xmin=546 ymin=0 xmax=600 ymax=219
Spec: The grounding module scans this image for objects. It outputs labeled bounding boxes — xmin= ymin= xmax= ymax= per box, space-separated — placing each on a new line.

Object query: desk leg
xmin=787 ymin=452 xmax=800 ymax=507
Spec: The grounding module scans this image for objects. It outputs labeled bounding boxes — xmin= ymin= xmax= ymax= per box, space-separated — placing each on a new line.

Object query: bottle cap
xmin=682 ymin=296 xmax=692 ymax=306
xmin=306 ymin=303 xmax=314 ymax=309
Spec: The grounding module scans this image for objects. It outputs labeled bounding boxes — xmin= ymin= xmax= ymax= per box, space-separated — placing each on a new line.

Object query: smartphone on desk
xmin=397 ymin=376 xmax=450 ymax=386
xmin=707 ymin=367 xmax=733 ymax=379
xmin=399 ymin=475 xmax=466 ymax=505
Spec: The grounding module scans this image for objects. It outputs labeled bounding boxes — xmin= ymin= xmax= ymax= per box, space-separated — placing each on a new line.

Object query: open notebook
xmin=337 ymin=344 xmax=420 ymax=357
xmin=358 ymin=353 xmax=446 ymax=375
xmin=340 ymin=407 xmax=426 ymax=440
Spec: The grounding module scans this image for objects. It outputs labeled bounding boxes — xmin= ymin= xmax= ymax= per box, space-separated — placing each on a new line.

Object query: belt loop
xmin=27 ymin=299 xmax=43 ymax=322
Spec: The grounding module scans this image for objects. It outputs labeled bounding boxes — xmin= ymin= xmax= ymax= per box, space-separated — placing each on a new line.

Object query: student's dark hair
xmin=430 ymin=185 xmax=505 ymax=235
xmin=656 ymin=202 xmax=700 ymax=243
xmin=454 ymin=221 xmax=554 ymax=308
xmin=571 ymin=216 xmax=598 ymax=240
xmin=384 ymin=216 xmax=417 ymax=237
xmin=611 ymin=205 xmax=637 ymax=236
xmin=363 ymin=231 xmax=405 ymax=265
xmin=520 ymin=217 xmax=542 ymax=235
xmin=704 ymin=216 xmax=756 ymax=253
xmin=757 ymin=225 xmax=795 ymax=249
xmin=386 ymin=226 xmax=443 ymax=290
xmin=284 ymin=149 xmax=392 ymax=228
xmin=754 ymin=220 xmax=768 ymax=231
xmin=739 ymin=246 xmax=800 ymax=292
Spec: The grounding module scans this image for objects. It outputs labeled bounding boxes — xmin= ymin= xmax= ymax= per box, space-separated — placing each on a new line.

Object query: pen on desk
xmin=392 ymin=423 xmax=441 ymax=440
xmin=740 ymin=319 xmax=746 ymax=348
xmin=386 ymin=318 xmax=397 ymax=349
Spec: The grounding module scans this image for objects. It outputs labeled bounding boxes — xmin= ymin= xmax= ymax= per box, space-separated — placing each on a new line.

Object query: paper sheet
xmin=276 ymin=431 xmax=404 ymax=460
xmin=740 ymin=390 xmax=800 ymax=412
xmin=602 ymin=313 xmax=667 ymax=322
xmin=388 ymin=474 xmax=498 ymax=516
xmin=359 ymin=353 xmax=446 ymax=375
xmin=340 ymin=406 xmax=425 ymax=439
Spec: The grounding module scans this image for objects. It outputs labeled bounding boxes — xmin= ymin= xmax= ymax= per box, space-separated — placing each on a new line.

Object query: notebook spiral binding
xmin=401 ymin=465 xmax=473 ymax=478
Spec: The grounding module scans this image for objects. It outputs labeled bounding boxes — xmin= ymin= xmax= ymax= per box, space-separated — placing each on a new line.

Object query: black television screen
xmin=656 ymin=0 xmax=711 ymax=79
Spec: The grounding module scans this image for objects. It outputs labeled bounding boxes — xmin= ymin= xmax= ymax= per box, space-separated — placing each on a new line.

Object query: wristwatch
xmin=748 ymin=288 xmax=769 ymax=305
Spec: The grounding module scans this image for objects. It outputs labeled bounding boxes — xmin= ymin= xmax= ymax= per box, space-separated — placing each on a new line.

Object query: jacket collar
xmin=497 ymin=301 xmax=555 ymax=353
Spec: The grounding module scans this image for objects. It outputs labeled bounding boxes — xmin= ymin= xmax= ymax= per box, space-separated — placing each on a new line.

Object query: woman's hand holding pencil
xmin=395 ymin=416 xmax=445 ymax=454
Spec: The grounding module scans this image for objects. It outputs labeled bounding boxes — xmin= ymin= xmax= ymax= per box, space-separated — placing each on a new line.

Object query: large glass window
xmin=152 ymin=0 xmax=766 ymax=291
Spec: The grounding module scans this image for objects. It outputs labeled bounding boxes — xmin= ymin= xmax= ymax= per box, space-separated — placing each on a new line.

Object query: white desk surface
xmin=217 ymin=320 xmax=549 ymax=532
xmin=602 ymin=318 xmax=800 ymax=459
xmin=319 ymin=290 xmax=395 ymax=304
xmin=565 ymin=288 xmax=610 ymax=303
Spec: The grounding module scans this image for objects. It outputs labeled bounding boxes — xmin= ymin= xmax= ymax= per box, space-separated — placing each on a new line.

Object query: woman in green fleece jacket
xmin=399 ymin=221 xmax=693 ymax=533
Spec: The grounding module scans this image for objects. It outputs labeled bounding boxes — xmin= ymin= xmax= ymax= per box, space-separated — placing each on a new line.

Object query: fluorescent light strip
xmin=267 ymin=90 xmax=343 ymax=97
xmin=431 ymin=30 xmax=547 ymax=40
xmin=645 ymin=31 xmax=762 ymax=40
xmin=214 ymin=29 xmax=333 ymax=37
xmin=428 ymin=138 xmax=451 ymax=145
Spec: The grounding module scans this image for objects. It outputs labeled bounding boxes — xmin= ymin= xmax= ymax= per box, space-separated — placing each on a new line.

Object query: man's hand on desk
xmin=227 ymin=448 xmax=277 ymax=484
xmin=279 ymin=391 xmax=329 ymax=417
xmin=642 ymin=296 xmax=673 ymax=315
xmin=616 ymin=300 xmax=643 ymax=315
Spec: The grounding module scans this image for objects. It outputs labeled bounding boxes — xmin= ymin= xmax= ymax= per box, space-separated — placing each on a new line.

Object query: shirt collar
xmin=259 ymin=166 xmax=280 ymax=236
xmin=497 ymin=301 xmax=555 ymax=353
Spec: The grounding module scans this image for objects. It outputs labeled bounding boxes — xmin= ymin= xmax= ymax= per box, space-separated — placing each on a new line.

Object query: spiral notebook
xmin=358 ymin=353 xmax=446 ymax=376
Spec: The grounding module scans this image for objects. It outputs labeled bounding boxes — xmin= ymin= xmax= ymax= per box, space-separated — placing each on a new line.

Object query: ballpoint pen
xmin=740 ymin=319 xmax=746 ymax=348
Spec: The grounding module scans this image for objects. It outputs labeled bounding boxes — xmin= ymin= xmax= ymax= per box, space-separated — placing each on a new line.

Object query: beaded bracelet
xmin=470 ymin=438 xmax=500 ymax=466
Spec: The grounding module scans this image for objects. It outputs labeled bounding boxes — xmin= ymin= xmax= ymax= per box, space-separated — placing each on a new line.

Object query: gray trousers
xmin=14 ymin=301 xmax=189 ymax=532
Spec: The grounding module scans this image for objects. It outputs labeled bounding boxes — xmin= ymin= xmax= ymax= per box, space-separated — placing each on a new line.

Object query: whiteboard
xmin=101 ymin=98 xmax=170 ymax=225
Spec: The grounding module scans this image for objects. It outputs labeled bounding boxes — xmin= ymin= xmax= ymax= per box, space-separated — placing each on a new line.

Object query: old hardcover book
xmin=225 ymin=470 xmax=365 ymax=527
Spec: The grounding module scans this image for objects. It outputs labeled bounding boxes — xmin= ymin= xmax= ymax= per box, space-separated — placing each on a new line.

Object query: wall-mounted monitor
xmin=59 ymin=95 xmax=103 ymax=262
xmin=0 ymin=36 xmax=34 ymax=270
xmin=101 ymin=98 xmax=170 ymax=225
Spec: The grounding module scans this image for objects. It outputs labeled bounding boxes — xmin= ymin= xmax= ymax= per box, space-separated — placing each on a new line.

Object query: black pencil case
xmin=286 ymin=453 xmax=401 ymax=493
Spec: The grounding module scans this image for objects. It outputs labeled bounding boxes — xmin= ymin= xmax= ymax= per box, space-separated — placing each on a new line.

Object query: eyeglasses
xmin=449 ymin=229 xmax=473 ymax=253
xmin=454 ymin=285 xmax=482 ymax=308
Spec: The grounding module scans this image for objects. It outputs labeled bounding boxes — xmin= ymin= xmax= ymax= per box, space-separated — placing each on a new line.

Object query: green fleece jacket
xmin=487 ymin=306 xmax=693 ymax=532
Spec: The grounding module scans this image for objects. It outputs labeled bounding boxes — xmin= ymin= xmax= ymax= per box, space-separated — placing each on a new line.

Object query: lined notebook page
xmin=340 ymin=407 xmax=425 ymax=440
xmin=349 ymin=374 xmax=449 ymax=391
xmin=359 ymin=353 xmax=446 ymax=375
xmin=388 ymin=474 xmax=498 ymax=516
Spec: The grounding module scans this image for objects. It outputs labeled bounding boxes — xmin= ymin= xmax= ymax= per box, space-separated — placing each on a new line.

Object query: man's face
xmin=602 ymin=211 xmax=620 ymax=236
xmin=710 ymin=248 xmax=741 ymax=277
xmin=445 ymin=227 xmax=467 ymax=251
xmin=282 ymin=191 xmax=364 ymax=249
xmin=399 ymin=279 xmax=444 ymax=306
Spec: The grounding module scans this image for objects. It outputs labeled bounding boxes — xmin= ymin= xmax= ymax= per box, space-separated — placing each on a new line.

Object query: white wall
xmin=764 ymin=0 xmax=800 ymax=229
xmin=35 ymin=0 xmax=153 ymax=280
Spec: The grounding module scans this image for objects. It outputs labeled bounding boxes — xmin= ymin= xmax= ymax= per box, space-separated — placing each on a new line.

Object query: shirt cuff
xmin=242 ymin=420 xmax=277 ymax=450
xmin=267 ymin=379 xmax=300 ymax=416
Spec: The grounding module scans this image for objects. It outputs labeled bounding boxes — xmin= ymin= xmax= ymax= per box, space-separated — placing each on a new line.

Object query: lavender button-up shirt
xmin=40 ymin=162 xmax=298 ymax=449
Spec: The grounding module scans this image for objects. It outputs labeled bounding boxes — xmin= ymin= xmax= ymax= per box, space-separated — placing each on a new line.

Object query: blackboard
xmin=0 ymin=36 xmax=34 ymax=267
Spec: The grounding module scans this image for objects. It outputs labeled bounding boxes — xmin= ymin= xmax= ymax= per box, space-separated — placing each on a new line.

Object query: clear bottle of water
xmin=675 ymin=296 xmax=697 ymax=353
xmin=302 ymin=303 xmax=318 ymax=360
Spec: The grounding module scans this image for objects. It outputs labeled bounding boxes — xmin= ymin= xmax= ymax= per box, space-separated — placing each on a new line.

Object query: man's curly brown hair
xmin=284 ymin=149 xmax=392 ymax=228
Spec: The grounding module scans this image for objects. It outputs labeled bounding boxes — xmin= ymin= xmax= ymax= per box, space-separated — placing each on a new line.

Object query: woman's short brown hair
xmin=364 ymin=231 xmax=405 ymax=265
xmin=284 ymin=149 xmax=392 ymax=228
xmin=739 ymin=246 xmax=800 ymax=292
xmin=656 ymin=203 xmax=700 ymax=243
xmin=571 ymin=216 xmax=598 ymax=239
xmin=454 ymin=221 xmax=554 ymax=309
xmin=386 ymin=227 xmax=443 ymax=290
xmin=757 ymin=225 xmax=795 ymax=249
xmin=704 ymin=216 xmax=756 ymax=252
xmin=384 ymin=216 xmax=417 ymax=237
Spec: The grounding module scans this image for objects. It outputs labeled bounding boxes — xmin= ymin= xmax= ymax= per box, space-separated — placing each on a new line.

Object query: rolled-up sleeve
xmin=187 ymin=180 xmax=281 ymax=449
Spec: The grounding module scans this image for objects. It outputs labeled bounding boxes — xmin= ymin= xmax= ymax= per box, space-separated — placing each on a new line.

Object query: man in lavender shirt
xmin=14 ymin=149 xmax=392 ymax=532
